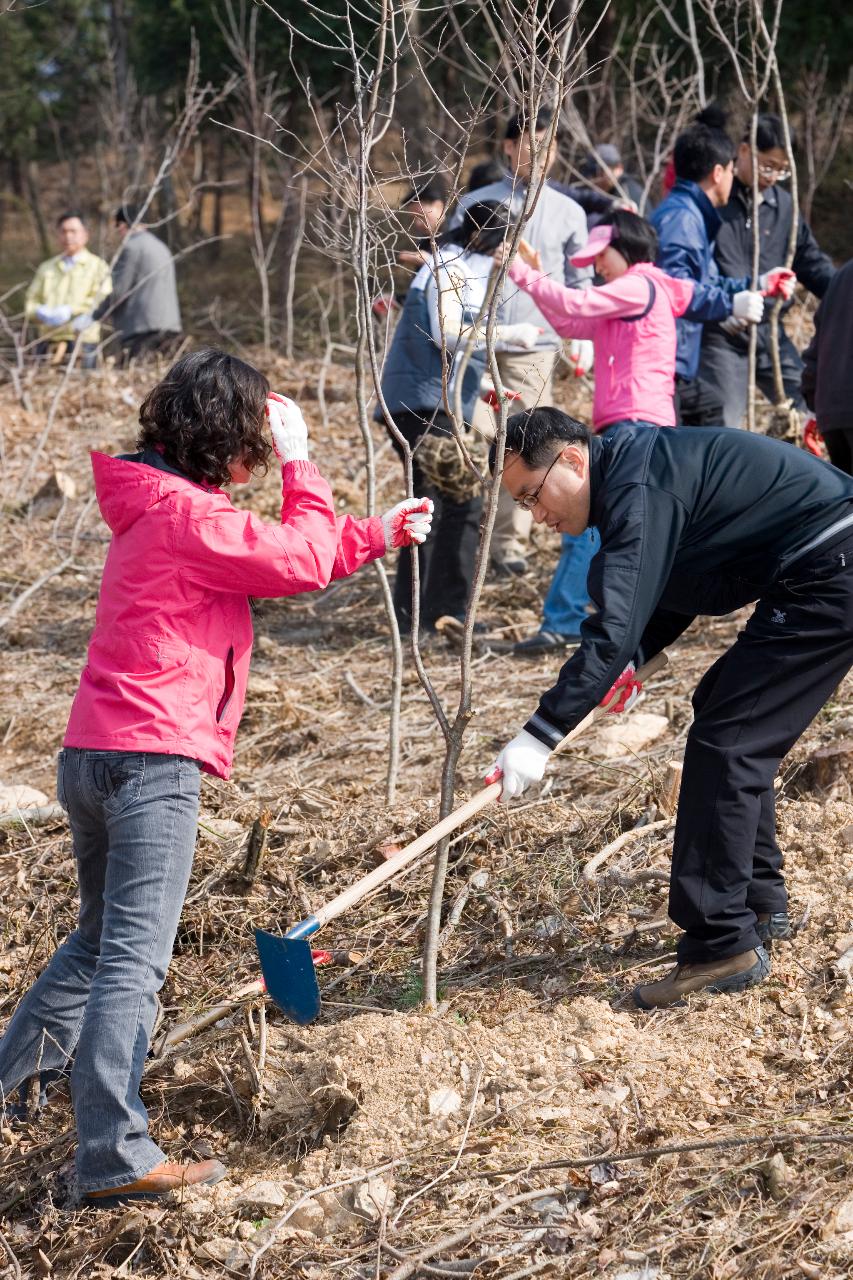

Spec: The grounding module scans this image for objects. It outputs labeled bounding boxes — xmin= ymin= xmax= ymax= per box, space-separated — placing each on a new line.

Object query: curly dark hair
xmin=137 ymin=349 xmax=272 ymax=486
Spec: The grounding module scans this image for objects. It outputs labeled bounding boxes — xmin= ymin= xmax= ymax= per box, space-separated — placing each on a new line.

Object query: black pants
xmin=699 ymin=327 xmax=806 ymax=428
xmin=824 ymin=428 xmax=853 ymax=476
xmin=388 ymin=411 xmax=482 ymax=632
xmin=674 ymin=375 xmax=725 ymax=426
xmin=670 ymin=531 xmax=853 ymax=963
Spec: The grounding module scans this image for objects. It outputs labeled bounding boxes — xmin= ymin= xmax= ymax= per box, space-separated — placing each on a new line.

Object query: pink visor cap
xmin=569 ymin=223 xmax=615 ymax=267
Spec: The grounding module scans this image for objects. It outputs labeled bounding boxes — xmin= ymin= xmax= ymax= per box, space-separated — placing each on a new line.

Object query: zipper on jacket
xmin=216 ymin=646 xmax=235 ymax=723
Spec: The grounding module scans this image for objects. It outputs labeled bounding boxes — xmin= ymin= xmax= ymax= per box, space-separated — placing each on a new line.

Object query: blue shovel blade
xmin=255 ymin=928 xmax=321 ymax=1025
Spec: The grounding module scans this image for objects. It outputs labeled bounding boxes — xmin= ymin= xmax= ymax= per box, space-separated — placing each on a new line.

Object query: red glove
xmin=371 ymin=293 xmax=399 ymax=317
xmin=761 ymin=267 xmax=796 ymax=300
xmin=600 ymin=664 xmax=642 ymax=714
xmin=481 ymin=387 xmax=523 ymax=412
xmin=803 ymin=416 xmax=825 ymax=458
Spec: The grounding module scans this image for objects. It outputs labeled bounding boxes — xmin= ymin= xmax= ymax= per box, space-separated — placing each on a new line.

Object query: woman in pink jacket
xmin=501 ymin=209 xmax=758 ymax=433
xmin=502 ymin=210 xmax=758 ymax=655
xmin=0 ymin=349 xmax=432 ymax=1203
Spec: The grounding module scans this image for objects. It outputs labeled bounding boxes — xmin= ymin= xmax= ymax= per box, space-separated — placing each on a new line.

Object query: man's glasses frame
xmin=757 ymin=161 xmax=791 ymax=180
xmin=514 ymin=450 xmax=562 ymax=511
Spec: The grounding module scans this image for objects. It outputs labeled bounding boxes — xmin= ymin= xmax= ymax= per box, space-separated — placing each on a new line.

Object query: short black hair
xmin=597 ymin=209 xmax=657 ymax=266
xmin=138 ymin=349 xmax=272 ymax=487
xmin=401 ymin=175 xmax=448 ymax=208
xmin=115 ymin=204 xmax=141 ymax=226
xmin=488 ymin=406 xmax=590 ymax=472
xmin=673 ymin=105 xmax=734 ymax=182
xmin=57 ymin=210 xmax=86 ymax=227
xmin=505 ymin=106 xmax=554 ymax=141
xmin=746 ymin=113 xmax=795 ymax=152
xmin=440 ymin=199 xmax=513 ymax=255
xmin=467 ymin=159 xmax=505 ymax=192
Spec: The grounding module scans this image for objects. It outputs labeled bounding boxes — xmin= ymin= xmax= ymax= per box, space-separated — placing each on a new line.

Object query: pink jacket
xmin=508 ymin=260 xmax=695 ymax=430
xmin=64 ymin=453 xmax=385 ymax=778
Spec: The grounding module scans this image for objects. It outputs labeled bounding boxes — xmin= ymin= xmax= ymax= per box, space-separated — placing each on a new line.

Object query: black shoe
xmin=513 ymin=630 xmax=580 ymax=657
xmin=492 ymin=557 xmax=527 ymax=578
xmin=756 ymin=911 xmax=792 ymax=943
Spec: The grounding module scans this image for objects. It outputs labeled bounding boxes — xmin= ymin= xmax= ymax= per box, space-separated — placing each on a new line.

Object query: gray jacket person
xmin=450 ymin=107 xmax=592 ymax=574
xmin=93 ymin=207 xmax=182 ymax=360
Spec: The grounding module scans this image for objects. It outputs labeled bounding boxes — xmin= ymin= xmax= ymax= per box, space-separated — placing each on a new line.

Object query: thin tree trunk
xmin=24 ymin=160 xmax=51 ymax=258
xmin=746 ymin=110 xmax=760 ymax=432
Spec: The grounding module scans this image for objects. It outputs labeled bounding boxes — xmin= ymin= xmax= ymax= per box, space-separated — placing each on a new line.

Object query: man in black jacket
xmin=801 ymin=259 xmax=853 ymax=474
xmin=699 ymin=114 xmax=835 ymax=428
xmin=487 ymin=409 xmax=853 ymax=1007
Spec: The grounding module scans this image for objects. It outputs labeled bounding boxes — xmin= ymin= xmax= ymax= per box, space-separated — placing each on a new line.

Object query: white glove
xmin=35 ymin=304 xmax=72 ymax=326
xmin=71 ymin=312 xmax=93 ymax=333
xmin=568 ymin=338 xmax=594 ymax=376
xmin=719 ymin=314 xmax=749 ymax=337
xmin=380 ymin=497 xmax=434 ymax=550
xmin=267 ymin=392 xmax=309 ymax=463
xmin=731 ymin=290 xmax=764 ymax=324
xmin=496 ymin=322 xmax=543 ymax=351
xmin=484 ymin=729 xmax=552 ymax=806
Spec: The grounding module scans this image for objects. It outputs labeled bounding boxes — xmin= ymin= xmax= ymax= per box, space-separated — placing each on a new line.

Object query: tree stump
xmin=788 ymin=740 xmax=853 ymax=794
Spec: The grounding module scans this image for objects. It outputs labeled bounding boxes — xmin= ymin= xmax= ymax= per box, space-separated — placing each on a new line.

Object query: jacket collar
xmin=731 ymin=176 xmax=778 ymax=211
xmin=587 ymin=432 xmax=608 ymax=526
xmin=671 ymin=178 xmax=722 ymax=239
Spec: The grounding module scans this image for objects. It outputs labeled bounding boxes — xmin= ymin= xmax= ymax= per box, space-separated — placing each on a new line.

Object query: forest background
xmin=1 ymin=0 xmax=851 ymax=354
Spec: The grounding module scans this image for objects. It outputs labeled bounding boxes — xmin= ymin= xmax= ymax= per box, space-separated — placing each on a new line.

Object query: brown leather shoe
xmin=84 ymin=1158 xmax=227 ymax=1205
xmin=633 ymin=945 xmax=770 ymax=1010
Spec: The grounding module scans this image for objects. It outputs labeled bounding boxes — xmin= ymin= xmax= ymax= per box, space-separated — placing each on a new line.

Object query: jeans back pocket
xmin=92 ymin=752 xmax=146 ymax=818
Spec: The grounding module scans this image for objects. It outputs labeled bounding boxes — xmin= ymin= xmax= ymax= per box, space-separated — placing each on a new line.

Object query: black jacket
xmin=706 ymin=180 xmax=835 ymax=350
xmin=525 ymin=425 xmax=853 ymax=747
xmin=715 ymin=180 xmax=834 ymax=296
xmin=801 ymin=259 xmax=853 ymax=432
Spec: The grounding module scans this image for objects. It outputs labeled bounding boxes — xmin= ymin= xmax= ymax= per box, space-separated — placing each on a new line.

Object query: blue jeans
xmin=0 ymin=748 xmax=200 ymax=1192
xmin=541 ymin=529 xmax=600 ymax=636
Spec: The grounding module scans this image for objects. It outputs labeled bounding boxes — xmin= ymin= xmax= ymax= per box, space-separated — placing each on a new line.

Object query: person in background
xmin=497 ymin=210 xmax=763 ymax=656
xmin=651 ymin=106 xmax=794 ymax=426
xmin=699 ymin=113 xmax=835 ymax=428
xmin=466 ymin=159 xmax=506 ymax=193
xmin=582 ymin=143 xmax=646 ymax=209
xmin=377 ymin=201 xmax=540 ymax=635
xmin=88 ymin=206 xmax=182 ymax=365
xmin=24 ymin=211 xmax=111 ymax=370
xmin=801 ymin=259 xmax=853 ymax=474
xmin=0 ymin=349 xmax=432 ymax=1204
xmin=551 ymin=143 xmax=648 ymax=225
xmin=454 ymin=106 xmax=593 ymax=577
xmin=400 ymin=175 xmax=449 ymax=245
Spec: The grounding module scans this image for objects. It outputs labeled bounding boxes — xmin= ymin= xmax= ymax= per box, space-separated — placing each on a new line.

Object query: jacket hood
xmin=91 ymin=451 xmax=203 ymax=536
xmin=632 ymin=261 xmax=695 ymax=315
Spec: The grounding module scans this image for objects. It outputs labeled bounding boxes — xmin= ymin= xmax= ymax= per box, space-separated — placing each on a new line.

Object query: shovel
xmin=256 ymin=650 xmax=669 ymax=1023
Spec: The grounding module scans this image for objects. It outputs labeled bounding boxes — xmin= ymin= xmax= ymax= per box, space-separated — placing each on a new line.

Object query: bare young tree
xmin=696 ymin=0 xmax=784 ymax=431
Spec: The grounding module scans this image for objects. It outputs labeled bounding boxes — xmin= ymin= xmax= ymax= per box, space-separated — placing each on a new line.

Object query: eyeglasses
xmin=757 ymin=162 xmax=791 ymax=180
xmin=514 ymin=451 xmax=562 ymax=510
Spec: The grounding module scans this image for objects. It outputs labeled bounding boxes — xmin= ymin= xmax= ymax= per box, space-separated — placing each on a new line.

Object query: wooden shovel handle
xmin=313 ymin=650 xmax=669 ymax=930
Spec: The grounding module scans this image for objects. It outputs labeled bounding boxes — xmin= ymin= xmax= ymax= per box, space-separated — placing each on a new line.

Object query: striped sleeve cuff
xmin=523 ymin=710 xmax=566 ymax=749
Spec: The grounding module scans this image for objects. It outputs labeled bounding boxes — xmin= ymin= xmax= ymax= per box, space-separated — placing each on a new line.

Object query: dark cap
xmin=581 ymin=143 xmax=621 ymax=177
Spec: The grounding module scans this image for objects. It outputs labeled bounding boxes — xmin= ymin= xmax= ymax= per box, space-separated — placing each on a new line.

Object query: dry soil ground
xmin=0 ymin=355 xmax=851 ymax=1280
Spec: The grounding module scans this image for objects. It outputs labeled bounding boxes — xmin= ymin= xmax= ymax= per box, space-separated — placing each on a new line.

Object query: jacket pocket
xmin=90 ymin=628 xmax=191 ymax=675
xmin=216 ymin=646 xmax=236 ymax=724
